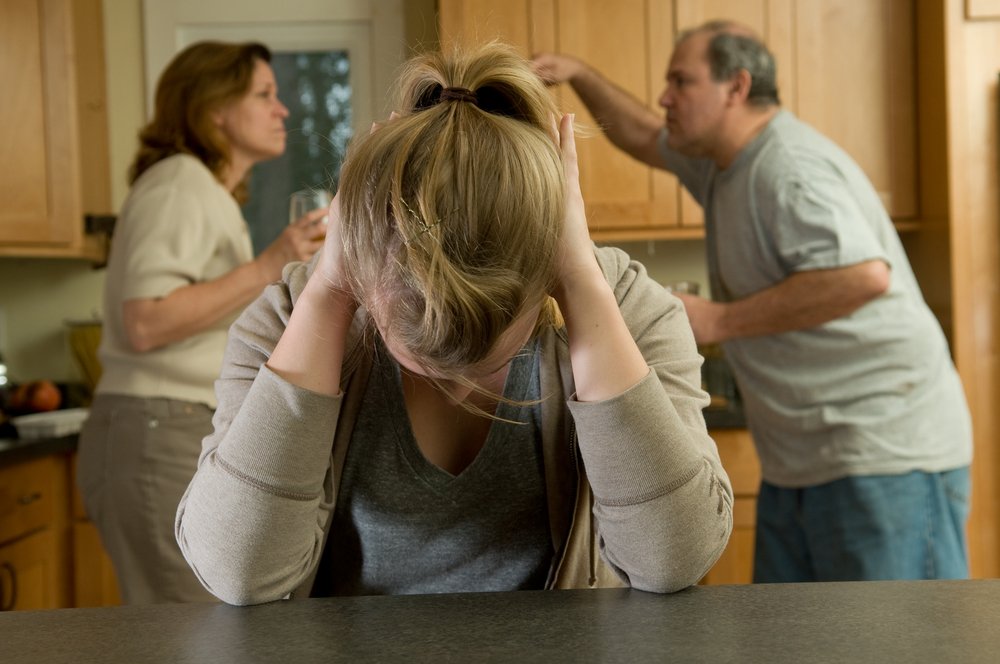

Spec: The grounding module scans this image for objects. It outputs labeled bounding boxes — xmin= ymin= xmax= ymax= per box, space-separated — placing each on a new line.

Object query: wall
xmin=0 ymin=0 xmax=704 ymax=385
xmin=942 ymin=0 xmax=1000 ymax=578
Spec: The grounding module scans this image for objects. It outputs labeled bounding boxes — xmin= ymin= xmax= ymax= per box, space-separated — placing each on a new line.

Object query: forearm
xmin=122 ymin=260 xmax=273 ymax=352
xmin=567 ymin=66 xmax=665 ymax=167
xmin=177 ymin=364 xmax=341 ymax=605
xmin=266 ymin=277 xmax=357 ymax=396
xmin=552 ymin=263 xmax=649 ymax=402
xmin=568 ymin=370 xmax=733 ymax=593
xmin=696 ymin=260 xmax=890 ymax=344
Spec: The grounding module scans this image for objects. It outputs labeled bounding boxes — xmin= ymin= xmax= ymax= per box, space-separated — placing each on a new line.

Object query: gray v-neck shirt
xmin=319 ymin=339 xmax=551 ymax=596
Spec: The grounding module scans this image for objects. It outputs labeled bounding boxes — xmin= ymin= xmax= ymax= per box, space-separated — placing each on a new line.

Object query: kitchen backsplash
xmin=0 ymin=258 xmax=104 ymax=383
xmin=0 ymin=240 xmax=708 ymax=384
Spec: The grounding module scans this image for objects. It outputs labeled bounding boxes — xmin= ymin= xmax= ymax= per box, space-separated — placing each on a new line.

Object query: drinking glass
xmin=664 ymin=280 xmax=700 ymax=295
xmin=289 ymin=188 xmax=332 ymax=225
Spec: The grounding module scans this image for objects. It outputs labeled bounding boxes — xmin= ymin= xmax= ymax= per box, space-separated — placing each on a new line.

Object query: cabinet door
xmin=438 ymin=0 xmax=556 ymax=56
xmin=0 ymin=528 xmax=72 ymax=610
xmin=439 ymin=0 xmax=689 ymax=240
xmin=0 ymin=0 xmax=109 ymax=258
xmin=793 ymin=1 xmax=916 ymax=219
xmin=701 ymin=428 xmax=761 ymax=585
xmin=701 ymin=496 xmax=757 ymax=585
xmin=555 ymin=0 xmax=685 ymax=238
xmin=0 ymin=456 xmax=64 ymax=545
xmin=673 ymin=0 xmax=916 ymax=222
xmin=68 ymin=453 xmax=122 ymax=607
xmin=72 ymin=521 xmax=121 ymax=607
xmin=0 ymin=0 xmax=69 ymax=245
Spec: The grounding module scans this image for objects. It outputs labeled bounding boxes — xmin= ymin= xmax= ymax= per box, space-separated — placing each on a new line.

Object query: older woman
xmin=77 ymin=41 xmax=323 ymax=604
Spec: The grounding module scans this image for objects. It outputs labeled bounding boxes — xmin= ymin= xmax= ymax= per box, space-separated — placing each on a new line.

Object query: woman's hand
xmin=267 ymin=192 xmax=356 ymax=397
xmin=308 ymin=192 xmax=351 ymax=296
xmin=256 ymin=208 xmax=326 ymax=282
xmin=549 ymin=113 xmax=649 ymax=402
xmin=554 ymin=113 xmax=602 ymax=292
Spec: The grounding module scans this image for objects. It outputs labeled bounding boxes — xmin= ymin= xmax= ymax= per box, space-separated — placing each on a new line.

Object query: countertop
xmin=1 ymin=580 xmax=997 ymax=663
xmin=0 ymin=405 xmax=745 ymax=468
xmin=0 ymin=433 xmax=77 ymax=466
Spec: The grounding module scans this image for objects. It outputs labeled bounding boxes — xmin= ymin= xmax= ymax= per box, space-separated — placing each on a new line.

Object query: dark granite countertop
xmin=2 ymin=580 xmax=998 ymax=662
xmin=0 ymin=396 xmax=744 ymax=468
xmin=0 ymin=433 xmax=78 ymax=467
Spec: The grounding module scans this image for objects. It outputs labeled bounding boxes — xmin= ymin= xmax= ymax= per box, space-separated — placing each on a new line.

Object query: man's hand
xmin=674 ymin=293 xmax=726 ymax=346
xmin=531 ymin=52 xmax=586 ymax=86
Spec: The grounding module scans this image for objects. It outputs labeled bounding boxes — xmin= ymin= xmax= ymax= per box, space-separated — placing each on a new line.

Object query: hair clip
xmin=400 ymin=198 xmax=452 ymax=245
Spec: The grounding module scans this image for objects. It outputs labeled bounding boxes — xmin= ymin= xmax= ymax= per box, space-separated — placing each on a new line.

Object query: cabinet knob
xmin=17 ymin=492 xmax=42 ymax=506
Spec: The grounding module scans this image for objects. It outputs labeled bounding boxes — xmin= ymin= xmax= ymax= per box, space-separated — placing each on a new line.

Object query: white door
xmin=141 ymin=0 xmax=406 ymax=251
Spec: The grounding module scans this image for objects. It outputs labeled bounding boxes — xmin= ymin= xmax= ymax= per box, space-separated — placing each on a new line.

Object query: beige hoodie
xmin=176 ymin=246 xmax=733 ymax=605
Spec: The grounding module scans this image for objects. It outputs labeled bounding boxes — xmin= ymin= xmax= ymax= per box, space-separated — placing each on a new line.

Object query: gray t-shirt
xmin=318 ymin=339 xmax=551 ymax=596
xmin=660 ymin=110 xmax=972 ymax=487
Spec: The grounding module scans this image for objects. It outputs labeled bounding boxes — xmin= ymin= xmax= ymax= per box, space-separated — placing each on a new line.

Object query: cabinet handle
xmin=17 ymin=492 xmax=42 ymax=506
xmin=0 ymin=562 xmax=16 ymax=611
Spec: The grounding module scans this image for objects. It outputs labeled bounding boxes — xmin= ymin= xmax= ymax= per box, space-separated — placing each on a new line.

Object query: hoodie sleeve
xmin=175 ymin=261 xmax=343 ymax=605
xmin=567 ymin=246 xmax=734 ymax=592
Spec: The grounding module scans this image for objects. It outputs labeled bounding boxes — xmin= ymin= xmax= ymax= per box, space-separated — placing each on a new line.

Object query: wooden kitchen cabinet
xmin=0 ymin=0 xmax=111 ymax=260
xmin=438 ymin=0 xmax=918 ymax=239
xmin=0 ymin=454 xmax=72 ymax=610
xmin=701 ymin=428 xmax=761 ymax=585
xmin=440 ymin=0 xmax=690 ymax=241
xmin=69 ymin=453 xmax=121 ymax=607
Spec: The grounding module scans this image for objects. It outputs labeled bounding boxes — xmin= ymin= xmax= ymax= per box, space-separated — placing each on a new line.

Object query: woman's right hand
xmin=256 ymin=207 xmax=326 ymax=282
xmin=309 ymin=191 xmax=350 ymax=295
xmin=266 ymin=191 xmax=355 ymax=397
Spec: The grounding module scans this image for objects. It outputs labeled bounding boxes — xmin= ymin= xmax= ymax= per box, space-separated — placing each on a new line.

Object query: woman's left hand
xmin=554 ymin=113 xmax=600 ymax=290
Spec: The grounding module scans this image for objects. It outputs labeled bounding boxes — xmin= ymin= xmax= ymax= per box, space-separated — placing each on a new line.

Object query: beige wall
xmin=0 ymin=0 xmax=705 ymax=384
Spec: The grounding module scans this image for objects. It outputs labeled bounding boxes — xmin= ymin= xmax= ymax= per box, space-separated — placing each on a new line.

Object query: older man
xmin=533 ymin=21 xmax=973 ymax=582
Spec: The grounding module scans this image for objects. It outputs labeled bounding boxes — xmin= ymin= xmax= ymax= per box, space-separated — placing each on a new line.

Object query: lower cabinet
xmin=0 ymin=527 xmax=71 ymax=610
xmin=701 ymin=428 xmax=761 ymax=585
xmin=72 ymin=520 xmax=121 ymax=607
xmin=0 ymin=454 xmax=72 ymax=610
xmin=0 ymin=452 xmax=120 ymax=611
xmin=69 ymin=453 xmax=121 ymax=607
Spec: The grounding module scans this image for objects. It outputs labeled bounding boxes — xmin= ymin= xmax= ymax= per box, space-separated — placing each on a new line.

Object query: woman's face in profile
xmin=214 ymin=59 xmax=290 ymax=166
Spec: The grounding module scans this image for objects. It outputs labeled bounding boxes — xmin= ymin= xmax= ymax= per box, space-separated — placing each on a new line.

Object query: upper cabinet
xmin=0 ymin=0 xmax=111 ymax=261
xmin=438 ymin=0 xmax=918 ymax=241
xmin=787 ymin=1 xmax=917 ymax=220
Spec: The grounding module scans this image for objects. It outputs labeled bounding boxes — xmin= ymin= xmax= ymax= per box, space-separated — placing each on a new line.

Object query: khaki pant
xmin=76 ymin=394 xmax=218 ymax=604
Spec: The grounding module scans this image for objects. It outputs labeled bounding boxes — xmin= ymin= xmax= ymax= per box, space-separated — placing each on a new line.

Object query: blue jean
xmin=753 ymin=467 xmax=971 ymax=582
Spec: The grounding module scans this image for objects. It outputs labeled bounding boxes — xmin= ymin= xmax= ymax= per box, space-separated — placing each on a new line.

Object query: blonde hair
xmin=338 ymin=42 xmax=564 ymax=379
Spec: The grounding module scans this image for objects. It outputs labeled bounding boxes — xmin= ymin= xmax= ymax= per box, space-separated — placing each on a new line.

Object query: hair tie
xmin=438 ymin=87 xmax=478 ymax=105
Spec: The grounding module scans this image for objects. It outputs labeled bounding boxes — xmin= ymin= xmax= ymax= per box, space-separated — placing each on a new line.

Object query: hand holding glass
xmin=289 ymin=189 xmax=332 ymax=225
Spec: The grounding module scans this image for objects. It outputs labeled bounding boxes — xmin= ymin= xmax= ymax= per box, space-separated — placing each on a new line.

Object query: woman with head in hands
xmin=176 ymin=42 xmax=732 ymax=604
